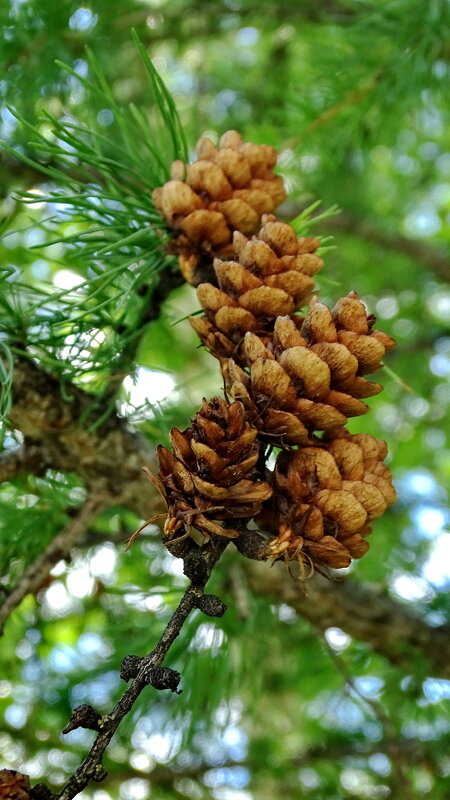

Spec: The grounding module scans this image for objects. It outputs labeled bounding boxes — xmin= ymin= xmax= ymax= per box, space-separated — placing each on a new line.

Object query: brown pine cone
xmin=144 ymin=397 xmax=272 ymax=543
xmin=223 ymin=314 xmax=375 ymax=446
xmin=152 ymin=132 xmax=287 ymax=285
xmin=192 ymin=286 xmax=395 ymax=445
xmin=260 ymin=428 xmax=396 ymax=570
xmin=0 ymin=771 xmax=32 ymax=800
xmin=302 ymin=294 xmax=396 ymax=398
xmin=190 ymin=215 xmax=322 ymax=357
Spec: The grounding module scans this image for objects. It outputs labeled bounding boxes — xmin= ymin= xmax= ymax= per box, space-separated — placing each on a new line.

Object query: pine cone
xmin=192 ymin=285 xmax=395 ymax=445
xmin=0 ymin=771 xmax=32 ymax=800
xmin=148 ymin=397 xmax=272 ymax=542
xmin=303 ymin=294 xmax=396 ymax=398
xmin=152 ymin=132 xmax=287 ymax=285
xmin=190 ymin=215 xmax=322 ymax=358
xmin=260 ymin=428 xmax=396 ymax=570
xmin=223 ymin=342 xmax=342 ymax=445
xmin=222 ymin=313 xmax=375 ymax=446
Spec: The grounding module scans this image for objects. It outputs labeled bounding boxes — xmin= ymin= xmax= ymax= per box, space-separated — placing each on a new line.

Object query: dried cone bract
xmin=152 ymin=131 xmax=287 ymax=285
xmin=189 ymin=212 xmax=395 ymax=446
xmin=224 ymin=320 xmax=347 ymax=445
xmin=149 ymin=397 xmax=272 ymax=542
xmin=262 ymin=428 xmax=396 ymax=570
xmin=308 ymin=293 xmax=396 ymax=397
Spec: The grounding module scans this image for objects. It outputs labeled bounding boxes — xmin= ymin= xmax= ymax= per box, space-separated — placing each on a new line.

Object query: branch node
xmin=166 ymin=536 xmax=197 ymax=560
xmin=62 ymin=704 xmax=101 ymax=734
xmin=92 ymin=765 xmax=108 ymax=783
xmin=183 ymin=551 xmax=209 ymax=586
xmin=144 ymin=665 xmax=182 ymax=694
xmin=120 ymin=654 xmax=143 ymax=682
xmin=234 ymin=530 xmax=269 ymax=561
xmin=196 ymin=594 xmax=227 ymax=617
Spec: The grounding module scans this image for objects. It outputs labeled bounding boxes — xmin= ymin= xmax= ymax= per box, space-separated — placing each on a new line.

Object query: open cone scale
xmin=258 ymin=428 xmax=396 ymax=569
xmin=153 ymin=131 xmax=287 ymax=286
xmin=147 ymin=398 xmax=272 ymax=542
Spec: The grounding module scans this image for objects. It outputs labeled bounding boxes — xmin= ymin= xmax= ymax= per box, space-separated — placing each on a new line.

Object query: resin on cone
xmin=146 ymin=397 xmax=272 ymax=542
xmin=260 ymin=428 xmax=396 ymax=570
xmin=152 ymin=132 xmax=287 ymax=285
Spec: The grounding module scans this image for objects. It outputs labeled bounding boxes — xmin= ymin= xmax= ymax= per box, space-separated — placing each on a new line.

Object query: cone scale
xmin=153 ymin=131 xmax=287 ymax=286
xmin=146 ymin=398 xmax=272 ymax=542
xmin=258 ymin=429 xmax=396 ymax=570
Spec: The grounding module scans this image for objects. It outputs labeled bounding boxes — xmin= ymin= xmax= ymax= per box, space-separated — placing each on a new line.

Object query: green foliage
xmin=1 ymin=33 xmax=189 ymax=404
xmin=0 ymin=473 xmax=85 ymax=586
xmin=0 ymin=340 xmax=13 ymax=447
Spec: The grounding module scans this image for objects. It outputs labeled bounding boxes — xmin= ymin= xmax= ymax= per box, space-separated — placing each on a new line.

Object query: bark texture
xmin=9 ymin=357 xmax=161 ymax=520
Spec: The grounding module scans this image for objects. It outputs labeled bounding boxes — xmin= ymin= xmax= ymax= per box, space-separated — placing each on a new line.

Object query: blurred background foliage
xmin=1 ymin=0 xmax=450 ymax=798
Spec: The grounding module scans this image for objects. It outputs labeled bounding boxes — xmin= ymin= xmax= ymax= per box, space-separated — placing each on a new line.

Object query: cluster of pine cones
xmin=148 ymin=131 xmax=396 ymax=573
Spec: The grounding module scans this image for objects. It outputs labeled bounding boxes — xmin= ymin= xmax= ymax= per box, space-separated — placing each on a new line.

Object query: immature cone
xmin=152 ymin=131 xmax=287 ymax=285
xmin=260 ymin=428 xmax=396 ymax=570
xmin=190 ymin=215 xmax=323 ymax=358
xmin=148 ymin=397 xmax=272 ymax=542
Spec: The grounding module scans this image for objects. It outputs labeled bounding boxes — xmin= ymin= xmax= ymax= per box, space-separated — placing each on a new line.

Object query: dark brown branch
xmin=56 ymin=537 xmax=228 ymax=800
xmin=0 ymin=493 xmax=106 ymax=635
xmin=245 ymin=561 xmax=450 ymax=679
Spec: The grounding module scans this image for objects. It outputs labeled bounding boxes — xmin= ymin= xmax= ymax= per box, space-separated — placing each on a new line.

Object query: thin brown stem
xmin=56 ymin=537 xmax=228 ymax=800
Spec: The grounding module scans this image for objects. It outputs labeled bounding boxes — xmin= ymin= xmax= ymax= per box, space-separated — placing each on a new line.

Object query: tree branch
xmin=0 ymin=493 xmax=106 ymax=635
xmin=323 ymin=212 xmax=450 ymax=282
xmin=9 ymin=355 xmax=162 ymax=520
xmin=279 ymin=206 xmax=450 ymax=282
xmin=0 ymin=443 xmax=47 ymax=483
xmin=245 ymin=561 xmax=450 ymax=679
xmin=56 ymin=537 xmax=228 ymax=800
